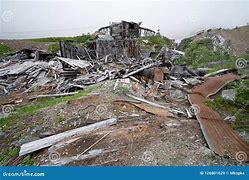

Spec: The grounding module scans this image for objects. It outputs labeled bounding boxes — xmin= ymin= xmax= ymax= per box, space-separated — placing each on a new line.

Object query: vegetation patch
xmin=21 ymin=155 xmax=34 ymax=166
xmin=176 ymin=38 xmax=236 ymax=69
xmin=0 ymin=88 xmax=94 ymax=130
xmin=177 ymin=37 xmax=193 ymax=51
xmin=139 ymin=35 xmax=175 ymax=50
xmin=48 ymin=43 xmax=60 ymax=53
xmin=206 ymin=79 xmax=249 ymax=131
xmin=0 ymin=147 xmax=20 ymax=165
xmin=0 ymin=43 xmax=14 ymax=57
xmin=32 ymin=34 xmax=96 ymax=46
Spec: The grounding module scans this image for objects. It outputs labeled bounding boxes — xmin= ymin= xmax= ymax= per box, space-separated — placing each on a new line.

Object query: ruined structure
xmin=96 ymin=21 xmax=155 ymax=59
xmin=60 ymin=21 xmax=155 ymax=60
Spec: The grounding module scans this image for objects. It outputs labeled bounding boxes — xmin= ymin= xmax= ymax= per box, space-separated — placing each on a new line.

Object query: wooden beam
xmin=19 ymin=118 xmax=117 ymax=156
xmin=126 ymin=94 xmax=186 ymax=115
xmin=122 ymin=62 xmax=155 ymax=78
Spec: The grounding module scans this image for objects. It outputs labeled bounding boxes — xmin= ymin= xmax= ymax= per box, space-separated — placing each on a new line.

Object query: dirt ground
xmin=1 ymin=80 xmax=245 ymax=166
xmin=0 ymin=39 xmax=51 ymax=51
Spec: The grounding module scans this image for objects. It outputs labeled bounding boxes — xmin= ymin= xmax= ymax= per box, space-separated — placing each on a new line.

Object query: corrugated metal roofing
xmin=192 ymin=73 xmax=240 ymax=97
xmin=189 ymin=73 xmax=249 ymax=162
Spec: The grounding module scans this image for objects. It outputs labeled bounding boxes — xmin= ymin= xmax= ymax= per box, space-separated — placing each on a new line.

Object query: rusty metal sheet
xmin=192 ymin=73 xmax=240 ymax=98
xmin=188 ymin=94 xmax=222 ymax=120
xmin=154 ymin=67 xmax=164 ymax=82
xmin=189 ymin=74 xmax=249 ymax=162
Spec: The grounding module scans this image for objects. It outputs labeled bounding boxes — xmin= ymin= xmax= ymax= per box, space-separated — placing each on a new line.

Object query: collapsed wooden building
xmin=59 ymin=20 xmax=155 ymax=60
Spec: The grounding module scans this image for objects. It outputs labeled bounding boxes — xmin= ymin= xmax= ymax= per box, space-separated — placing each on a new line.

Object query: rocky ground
xmin=0 ymin=25 xmax=248 ymax=166
xmin=0 ymin=79 xmax=246 ymax=166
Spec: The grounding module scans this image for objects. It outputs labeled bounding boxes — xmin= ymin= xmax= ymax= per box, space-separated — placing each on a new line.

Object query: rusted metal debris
xmin=192 ymin=73 xmax=240 ymax=97
xmin=189 ymin=74 xmax=249 ymax=161
xmin=2 ymin=20 xmax=248 ymax=163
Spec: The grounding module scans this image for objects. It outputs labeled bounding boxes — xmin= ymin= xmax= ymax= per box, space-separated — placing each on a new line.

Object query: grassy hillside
xmin=176 ymin=26 xmax=249 ymax=70
xmin=179 ymin=25 xmax=249 ymax=56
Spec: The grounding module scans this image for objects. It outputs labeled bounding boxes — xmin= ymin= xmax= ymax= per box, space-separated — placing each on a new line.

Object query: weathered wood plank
xmin=19 ymin=118 xmax=117 ymax=156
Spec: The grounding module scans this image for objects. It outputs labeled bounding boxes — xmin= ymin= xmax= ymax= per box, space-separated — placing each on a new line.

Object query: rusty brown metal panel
xmin=154 ymin=67 xmax=164 ymax=82
xmin=192 ymin=73 xmax=240 ymax=98
xmin=189 ymin=73 xmax=249 ymax=161
xmin=189 ymin=94 xmax=222 ymax=120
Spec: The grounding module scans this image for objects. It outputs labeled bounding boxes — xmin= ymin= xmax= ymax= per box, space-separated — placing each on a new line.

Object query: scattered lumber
xmin=56 ymin=57 xmax=92 ymax=69
xmin=130 ymin=102 xmax=174 ymax=117
xmin=126 ymin=94 xmax=186 ymax=116
xmin=19 ymin=118 xmax=117 ymax=156
xmin=122 ymin=62 xmax=156 ymax=78
xmin=116 ymin=100 xmax=174 ymax=117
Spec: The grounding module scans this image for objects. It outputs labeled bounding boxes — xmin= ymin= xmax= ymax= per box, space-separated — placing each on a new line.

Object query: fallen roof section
xmin=189 ymin=73 xmax=249 ymax=161
xmin=56 ymin=57 xmax=92 ymax=69
xmin=192 ymin=73 xmax=240 ymax=98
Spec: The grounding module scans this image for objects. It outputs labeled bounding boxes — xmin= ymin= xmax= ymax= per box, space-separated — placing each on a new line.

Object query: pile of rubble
xmin=0 ymin=45 xmax=187 ymax=105
xmin=1 ymin=21 xmax=248 ymax=164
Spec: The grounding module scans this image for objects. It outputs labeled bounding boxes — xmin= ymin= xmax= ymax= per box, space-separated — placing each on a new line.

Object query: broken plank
xmin=56 ymin=57 xmax=91 ymax=69
xmin=204 ymin=68 xmax=230 ymax=77
xmin=122 ymin=62 xmax=156 ymax=78
xmin=126 ymin=94 xmax=186 ymax=115
xmin=19 ymin=118 xmax=117 ymax=156
xmin=117 ymin=100 xmax=173 ymax=117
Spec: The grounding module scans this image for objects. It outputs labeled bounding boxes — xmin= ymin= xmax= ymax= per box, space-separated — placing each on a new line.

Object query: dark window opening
xmin=129 ymin=23 xmax=135 ymax=29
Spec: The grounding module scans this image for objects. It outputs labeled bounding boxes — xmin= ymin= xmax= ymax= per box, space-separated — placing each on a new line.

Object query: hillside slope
xmin=179 ymin=25 xmax=249 ymax=56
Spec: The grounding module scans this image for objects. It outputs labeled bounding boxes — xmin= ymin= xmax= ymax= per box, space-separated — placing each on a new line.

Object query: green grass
xmin=177 ymin=37 xmax=192 ymax=51
xmin=139 ymin=35 xmax=175 ymax=49
xmin=0 ymin=88 xmax=93 ymax=130
xmin=48 ymin=43 xmax=60 ymax=53
xmin=31 ymin=33 xmax=96 ymax=45
xmin=55 ymin=115 xmax=65 ymax=125
xmin=0 ymin=147 xmax=19 ymax=165
xmin=175 ymin=38 xmax=236 ymax=69
xmin=0 ymin=87 xmax=95 ymax=165
xmin=0 ymin=44 xmax=14 ymax=57
xmin=22 ymin=155 xmax=34 ymax=166
xmin=206 ymin=79 xmax=249 ymax=131
xmin=0 ymin=148 xmax=34 ymax=165
xmin=33 ymin=34 xmax=96 ymax=51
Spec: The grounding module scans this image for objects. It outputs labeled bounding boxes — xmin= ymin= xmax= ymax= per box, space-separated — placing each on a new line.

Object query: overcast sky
xmin=0 ymin=0 xmax=249 ymax=40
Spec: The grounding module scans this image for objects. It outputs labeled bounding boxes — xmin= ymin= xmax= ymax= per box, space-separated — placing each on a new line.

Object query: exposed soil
xmin=1 ymin=81 xmax=245 ymax=166
xmin=0 ymin=40 xmax=51 ymax=51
